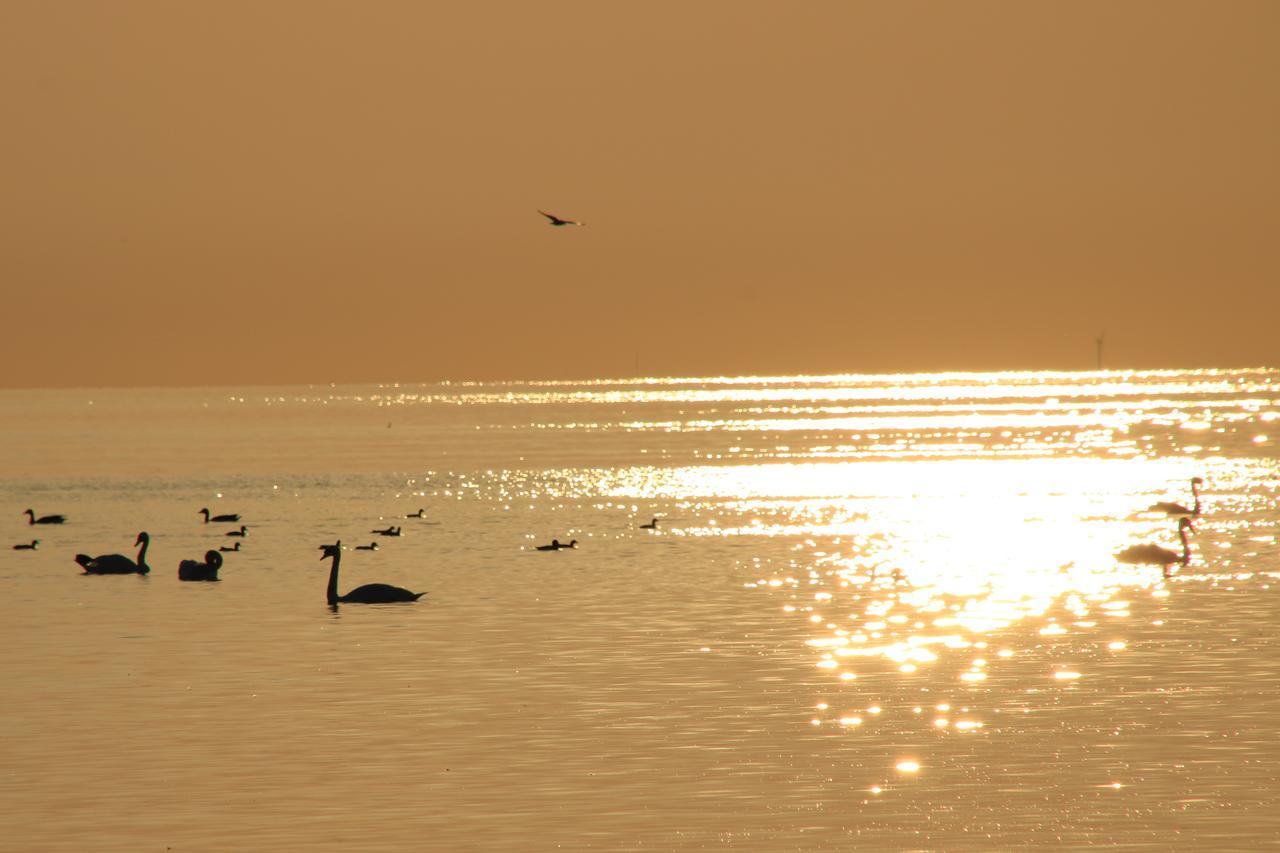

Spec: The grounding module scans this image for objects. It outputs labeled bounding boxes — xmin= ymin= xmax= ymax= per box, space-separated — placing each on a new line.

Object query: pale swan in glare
xmin=178 ymin=550 xmax=223 ymax=582
xmin=76 ymin=532 xmax=151 ymax=575
xmin=1149 ymin=477 xmax=1203 ymax=518
xmin=320 ymin=542 xmax=425 ymax=604
xmin=1116 ymin=518 xmax=1194 ymax=578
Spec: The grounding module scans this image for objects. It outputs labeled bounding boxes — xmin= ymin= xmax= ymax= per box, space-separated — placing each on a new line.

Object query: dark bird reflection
xmin=178 ymin=550 xmax=223 ymax=582
xmin=320 ymin=541 xmax=424 ymax=605
xmin=76 ymin=532 xmax=151 ymax=575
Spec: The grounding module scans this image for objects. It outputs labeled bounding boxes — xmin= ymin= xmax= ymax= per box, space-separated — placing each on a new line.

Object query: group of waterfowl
xmin=1116 ymin=477 xmax=1204 ymax=578
xmin=13 ymin=479 xmax=1202 ymax=599
xmin=10 ymin=504 xmax=440 ymax=605
xmin=531 ymin=519 xmax=660 ymax=551
xmin=12 ymin=507 xmax=68 ymax=549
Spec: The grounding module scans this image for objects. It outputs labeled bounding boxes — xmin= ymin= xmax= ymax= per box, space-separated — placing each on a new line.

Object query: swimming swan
xmin=1149 ymin=477 xmax=1203 ymax=518
xmin=1116 ymin=518 xmax=1194 ymax=579
xmin=178 ymin=550 xmax=223 ymax=582
xmin=76 ymin=532 xmax=151 ymax=574
xmin=320 ymin=541 xmax=425 ymax=604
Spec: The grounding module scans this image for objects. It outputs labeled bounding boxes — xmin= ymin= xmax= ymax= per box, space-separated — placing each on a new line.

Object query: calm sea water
xmin=2 ymin=370 xmax=1278 ymax=850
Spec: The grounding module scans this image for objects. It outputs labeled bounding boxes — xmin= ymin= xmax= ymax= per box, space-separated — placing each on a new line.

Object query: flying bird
xmin=539 ymin=210 xmax=584 ymax=227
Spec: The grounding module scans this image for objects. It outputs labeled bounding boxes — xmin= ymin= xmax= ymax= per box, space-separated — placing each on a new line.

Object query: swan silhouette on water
xmin=13 ymin=540 xmax=39 ymax=550
xmin=1149 ymin=477 xmax=1204 ymax=519
xmin=76 ymin=532 xmax=151 ymax=575
xmin=355 ymin=542 xmax=380 ymax=551
xmin=320 ymin=541 xmax=425 ymax=605
xmin=1116 ymin=518 xmax=1195 ymax=579
xmin=199 ymin=508 xmax=242 ymax=523
xmin=225 ymin=525 xmax=249 ymax=537
xmin=178 ymin=550 xmax=223 ymax=582
xmin=639 ymin=517 xmax=660 ymax=530
xmin=25 ymin=509 xmax=67 ymax=525
xmin=220 ymin=542 xmax=241 ymax=552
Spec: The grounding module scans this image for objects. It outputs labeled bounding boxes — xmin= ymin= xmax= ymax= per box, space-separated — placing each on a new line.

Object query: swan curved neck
xmin=326 ymin=551 xmax=341 ymax=604
xmin=1190 ymin=480 xmax=1201 ymax=514
xmin=1178 ymin=526 xmax=1191 ymax=565
xmin=137 ymin=536 xmax=150 ymax=567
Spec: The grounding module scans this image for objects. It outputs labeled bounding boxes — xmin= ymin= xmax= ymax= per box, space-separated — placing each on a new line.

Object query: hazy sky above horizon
xmin=2 ymin=1 xmax=1277 ymax=388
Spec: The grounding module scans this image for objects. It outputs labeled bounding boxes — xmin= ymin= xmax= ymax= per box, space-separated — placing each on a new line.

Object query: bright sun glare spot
xmin=896 ymin=760 xmax=921 ymax=773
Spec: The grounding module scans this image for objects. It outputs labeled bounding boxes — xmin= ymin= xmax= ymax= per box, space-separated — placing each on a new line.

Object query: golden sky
xmin=2 ymin=1 xmax=1277 ymax=388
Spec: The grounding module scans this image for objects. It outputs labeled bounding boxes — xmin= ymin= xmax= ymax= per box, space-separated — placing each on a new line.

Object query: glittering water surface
xmin=2 ymin=370 xmax=1279 ymax=850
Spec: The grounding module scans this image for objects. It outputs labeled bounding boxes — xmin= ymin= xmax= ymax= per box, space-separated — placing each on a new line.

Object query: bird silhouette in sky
xmin=539 ymin=210 xmax=584 ymax=227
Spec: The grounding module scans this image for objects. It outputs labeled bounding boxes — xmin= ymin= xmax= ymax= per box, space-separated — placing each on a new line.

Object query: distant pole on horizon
xmin=1095 ymin=330 xmax=1106 ymax=370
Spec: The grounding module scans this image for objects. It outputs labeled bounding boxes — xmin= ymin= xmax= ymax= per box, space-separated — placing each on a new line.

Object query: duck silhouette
xmin=320 ymin=541 xmax=425 ymax=604
xmin=225 ymin=525 xmax=248 ymax=537
xmin=199 ymin=508 xmax=242 ymax=523
xmin=13 ymin=539 xmax=39 ymax=550
xmin=219 ymin=542 xmax=242 ymax=552
xmin=178 ymin=550 xmax=223 ymax=582
xmin=372 ymin=525 xmax=402 ymax=537
xmin=355 ymin=542 xmax=380 ymax=551
xmin=25 ymin=509 xmax=67 ymax=525
xmin=640 ymin=517 xmax=659 ymax=529
xmin=535 ymin=538 xmax=578 ymax=551
xmin=76 ymin=532 xmax=151 ymax=575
